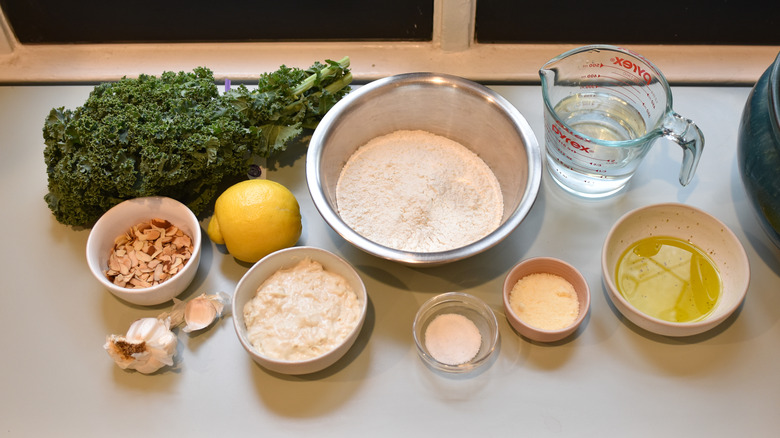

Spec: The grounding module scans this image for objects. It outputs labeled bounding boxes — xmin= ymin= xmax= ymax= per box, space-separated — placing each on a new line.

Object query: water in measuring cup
xmin=546 ymin=92 xmax=649 ymax=197
xmin=555 ymin=92 xmax=647 ymax=141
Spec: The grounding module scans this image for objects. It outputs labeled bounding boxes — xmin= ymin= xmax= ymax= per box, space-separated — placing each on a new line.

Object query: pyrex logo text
xmin=551 ymin=122 xmax=593 ymax=154
xmin=613 ymin=57 xmax=653 ymax=85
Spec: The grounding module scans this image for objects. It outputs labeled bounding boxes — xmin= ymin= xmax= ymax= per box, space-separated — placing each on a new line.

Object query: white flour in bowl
xmin=336 ymin=130 xmax=503 ymax=252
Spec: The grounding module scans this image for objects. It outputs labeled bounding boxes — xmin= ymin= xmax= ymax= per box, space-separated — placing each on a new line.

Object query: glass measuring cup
xmin=540 ymin=45 xmax=704 ymax=198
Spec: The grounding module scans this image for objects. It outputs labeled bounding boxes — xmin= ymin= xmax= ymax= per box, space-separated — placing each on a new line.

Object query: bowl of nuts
xmin=86 ymin=196 xmax=202 ymax=306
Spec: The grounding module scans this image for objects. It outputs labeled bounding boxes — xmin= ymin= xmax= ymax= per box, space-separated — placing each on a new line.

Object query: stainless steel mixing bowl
xmin=306 ymin=72 xmax=542 ymax=266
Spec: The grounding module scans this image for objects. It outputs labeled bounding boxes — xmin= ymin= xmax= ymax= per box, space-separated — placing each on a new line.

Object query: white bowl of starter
xmin=232 ymin=246 xmax=368 ymax=375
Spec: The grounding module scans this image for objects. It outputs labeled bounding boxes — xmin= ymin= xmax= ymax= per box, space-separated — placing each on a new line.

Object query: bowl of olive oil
xmin=601 ymin=203 xmax=750 ymax=337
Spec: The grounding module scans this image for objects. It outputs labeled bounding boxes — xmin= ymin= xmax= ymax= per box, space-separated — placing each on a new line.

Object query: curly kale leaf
xmin=43 ymin=58 xmax=352 ymax=227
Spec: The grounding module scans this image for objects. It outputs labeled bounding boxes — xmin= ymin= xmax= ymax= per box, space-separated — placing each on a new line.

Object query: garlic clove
xmin=183 ymin=298 xmax=217 ymax=333
xmin=182 ymin=293 xmax=229 ymax=333
xmin=210 ymin=292 xmax=230 ymax=316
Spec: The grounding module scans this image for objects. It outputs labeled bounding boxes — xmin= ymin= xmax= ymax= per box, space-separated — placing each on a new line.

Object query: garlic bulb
xmin=104 ymin=317 xmax=177 ymax=374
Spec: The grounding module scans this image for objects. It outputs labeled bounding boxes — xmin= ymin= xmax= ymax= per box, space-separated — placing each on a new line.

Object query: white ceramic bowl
xmin=306 ymin=72 xmax=542 ymax=266
xmin=232 ymin=246 xmax=368 ymax=375
xmin=413 ymin=292 xmax=500 ymax=373
xmin=503 ymin=257 xmax=590 ymax=342
xmin=86 ymin=196 xmax=202 ymax=306
xmin=602 ymin=203 xmax=750 ymax=337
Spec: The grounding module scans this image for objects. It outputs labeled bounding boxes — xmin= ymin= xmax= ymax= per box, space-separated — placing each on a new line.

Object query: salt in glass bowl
xmin=502 ymin=257 xmax=590 ymax=342
xmin=86 ymin=196 xmax=202 ymax=306
xmin=413 ymin=292 xmax=499 ymax=373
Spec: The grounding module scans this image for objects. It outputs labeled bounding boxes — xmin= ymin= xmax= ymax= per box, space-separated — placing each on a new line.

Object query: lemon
xmin=207 ymin=179 xmax=302 ymax=263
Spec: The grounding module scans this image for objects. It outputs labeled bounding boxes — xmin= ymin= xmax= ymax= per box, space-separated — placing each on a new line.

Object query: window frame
xmin=1 ymin=0 xmax=777 ymax=85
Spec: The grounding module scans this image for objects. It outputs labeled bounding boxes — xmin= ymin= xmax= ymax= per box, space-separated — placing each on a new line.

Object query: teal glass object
xmin=738 ymin=51 xmax=780 ymax=249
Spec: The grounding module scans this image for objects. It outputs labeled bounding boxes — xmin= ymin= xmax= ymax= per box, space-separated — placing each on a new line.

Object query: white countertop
xmin=1 ymin=84 xmax=779 ymax=437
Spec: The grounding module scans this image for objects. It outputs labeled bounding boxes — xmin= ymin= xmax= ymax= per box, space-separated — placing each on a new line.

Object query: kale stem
xmin=324 ymin=72 xmax=353 ymax=94
xmin=280 ymin=71 xmax=353 ymax=117
xmin=291 ymin=56 xmax=351 ymax=97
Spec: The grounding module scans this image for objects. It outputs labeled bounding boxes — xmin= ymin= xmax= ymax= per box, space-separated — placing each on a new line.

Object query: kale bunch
xmin=43 ymin=58 xmax=352 ymax=227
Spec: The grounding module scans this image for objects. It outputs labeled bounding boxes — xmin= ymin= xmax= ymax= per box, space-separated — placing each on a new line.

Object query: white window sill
xmin=0 ymin=41 xmax=777 ymax=85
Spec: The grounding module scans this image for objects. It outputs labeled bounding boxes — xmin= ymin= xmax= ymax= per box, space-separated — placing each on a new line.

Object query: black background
xmin=3 ymin=1 xmax=778 ymax=46
xmin=476 ymin=0 xmax=780 ymax=45
xmin=0 ymin=0 xmax=434 ymax=43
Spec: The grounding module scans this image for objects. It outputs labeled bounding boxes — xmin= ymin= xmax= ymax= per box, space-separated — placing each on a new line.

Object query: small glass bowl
xmin=413 ymin=292 xmax=499 ymax=373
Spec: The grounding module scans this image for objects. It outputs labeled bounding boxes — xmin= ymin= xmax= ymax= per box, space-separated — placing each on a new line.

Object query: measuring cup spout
xmin=539 ymin=66 xmax=554 ymax=82
xmin=662 ymin=112 xmax=705 ymax=186
xmin=539 ymin=66 xmax=556 ymax=96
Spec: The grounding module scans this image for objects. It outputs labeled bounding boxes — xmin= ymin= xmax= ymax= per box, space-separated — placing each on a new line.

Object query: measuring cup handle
xmin=663 ymin=112 xmax=704 ymax=186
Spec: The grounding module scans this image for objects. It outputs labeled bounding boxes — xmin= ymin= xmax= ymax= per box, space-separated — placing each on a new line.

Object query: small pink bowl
xmin=502 ymin=257 xmax=590 ymax=342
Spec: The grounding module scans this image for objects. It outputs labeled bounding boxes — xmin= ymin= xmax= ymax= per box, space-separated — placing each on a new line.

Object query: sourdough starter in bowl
xmin=243 ymin=258 xmax=362 ymax=361
xmin=336 ymin=130 xmax=503 ymax=252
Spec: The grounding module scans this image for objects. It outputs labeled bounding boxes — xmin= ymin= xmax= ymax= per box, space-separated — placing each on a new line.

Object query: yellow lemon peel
xmin=207 ymin=179 xmax=302 ymax=263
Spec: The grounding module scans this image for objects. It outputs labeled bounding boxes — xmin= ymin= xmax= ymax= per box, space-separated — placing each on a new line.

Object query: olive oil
xmin=616 ymin=236 xmax=721 ymax=323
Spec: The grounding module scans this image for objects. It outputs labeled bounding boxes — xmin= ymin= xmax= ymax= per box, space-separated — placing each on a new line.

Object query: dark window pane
xmin=476 ymin=0 xmax=780 ymax=45
xmin=1 ymin=0 xmax=434 ymax=44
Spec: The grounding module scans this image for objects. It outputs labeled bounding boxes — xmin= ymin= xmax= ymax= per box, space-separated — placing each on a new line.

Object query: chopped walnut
xmin=105 ymin=218 xmax=193 ymax=289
